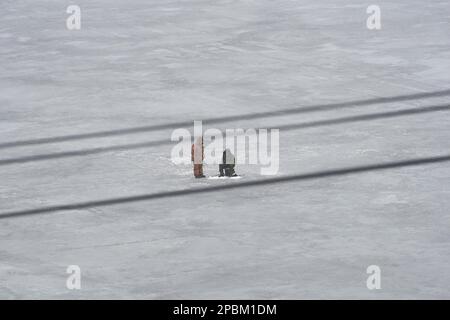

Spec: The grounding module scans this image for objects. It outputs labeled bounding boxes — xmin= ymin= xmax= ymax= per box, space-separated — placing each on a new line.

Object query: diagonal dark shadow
xmin=0 ymin=103 xmax=449 ymax=167
xmin=1 ymin=154 xmax=449 ymax=220
xmin=0 ymin=140 xmax=169 ymax=166
xmin=274 ymin=103 xmax=450 ymax=131
xmin=1 ymin=89 xmax=450 ymax=150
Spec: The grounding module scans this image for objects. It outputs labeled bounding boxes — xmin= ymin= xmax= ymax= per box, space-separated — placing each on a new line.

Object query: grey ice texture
xmin=0 ymin=0 xmax=449 ymax=299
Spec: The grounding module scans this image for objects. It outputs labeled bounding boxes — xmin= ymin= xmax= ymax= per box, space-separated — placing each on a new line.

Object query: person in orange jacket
xmin=191 ymin=137 xmax=205 ymax=178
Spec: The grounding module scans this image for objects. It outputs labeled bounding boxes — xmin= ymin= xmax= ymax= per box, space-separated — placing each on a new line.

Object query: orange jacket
xmin=191 ymin=142 xmax=204 ymax=163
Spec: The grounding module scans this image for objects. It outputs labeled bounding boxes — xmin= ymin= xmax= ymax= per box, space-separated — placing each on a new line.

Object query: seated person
xmin=219 ymin=149 xmax=237 ymax=177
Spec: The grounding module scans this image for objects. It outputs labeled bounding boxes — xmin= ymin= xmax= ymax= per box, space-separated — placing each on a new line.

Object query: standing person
xmin=219 ymin=149 xmax=237 ymax=177
xmin=191 ymin=137 xmax=205 ymax=178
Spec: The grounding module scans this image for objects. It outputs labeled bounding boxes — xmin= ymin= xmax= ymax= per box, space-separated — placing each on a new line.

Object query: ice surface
xmin=0 ymin=0 xmax=449 ymax=299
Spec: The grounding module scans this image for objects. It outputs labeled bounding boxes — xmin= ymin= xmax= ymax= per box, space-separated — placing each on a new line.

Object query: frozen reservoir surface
xmin=0 ymin=0 xmax=449 ymax=298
